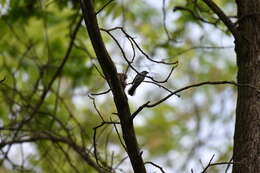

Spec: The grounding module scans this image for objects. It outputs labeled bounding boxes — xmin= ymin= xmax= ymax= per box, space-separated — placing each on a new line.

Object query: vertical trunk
xmin=233 ymin=0 xmax=260 ymax=173
xmin=80 ymin=1 xmax=147 ymax=172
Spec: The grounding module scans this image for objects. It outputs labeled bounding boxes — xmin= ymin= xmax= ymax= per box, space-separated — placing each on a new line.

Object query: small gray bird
xmin=128 ymin=71 xmax=148 ymax=96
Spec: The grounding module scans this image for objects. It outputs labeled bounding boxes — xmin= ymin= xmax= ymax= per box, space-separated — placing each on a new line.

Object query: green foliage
xmin=0 ymin=0 xmax=237 ymax=172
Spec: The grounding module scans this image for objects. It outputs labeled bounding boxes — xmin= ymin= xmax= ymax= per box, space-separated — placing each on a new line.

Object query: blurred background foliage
xmin=0 ymin=0 xmax=237 ymax=172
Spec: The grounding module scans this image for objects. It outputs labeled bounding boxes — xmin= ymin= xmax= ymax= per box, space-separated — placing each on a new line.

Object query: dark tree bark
xmin=233 ymin=0 xmax=260 ymax=172
xmin=79 ymin=0 xmax=147 ymax=172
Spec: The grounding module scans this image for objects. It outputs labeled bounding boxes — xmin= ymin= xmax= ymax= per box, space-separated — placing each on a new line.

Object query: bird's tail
xmin=128 ymin=85 xmax=137 ymax=96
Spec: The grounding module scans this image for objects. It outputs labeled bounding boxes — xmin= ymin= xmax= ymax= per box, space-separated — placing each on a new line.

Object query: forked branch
xmin=80 ymin=0 xmax=147 ymax=172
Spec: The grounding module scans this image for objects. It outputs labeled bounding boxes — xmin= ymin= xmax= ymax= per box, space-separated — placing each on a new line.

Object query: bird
xmin=128 ymin=71 xmax=148 ymax=96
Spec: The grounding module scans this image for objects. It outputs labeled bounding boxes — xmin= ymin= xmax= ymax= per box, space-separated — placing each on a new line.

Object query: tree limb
xmin=80 ymin=0 xmax=146 ymax=172
xmin=0 ymin=133 xmax=108 ymax=173
xmin=202 ymin=0 xmax=239 ymax=39
xmin=131 ymin=81 xmax=259 ymax=119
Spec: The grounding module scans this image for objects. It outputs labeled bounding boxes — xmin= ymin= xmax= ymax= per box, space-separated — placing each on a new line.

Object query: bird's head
xmin=141 ymin=71 xmax=149 ymax=75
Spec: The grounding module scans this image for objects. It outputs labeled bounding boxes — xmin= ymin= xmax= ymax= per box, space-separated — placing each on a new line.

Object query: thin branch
xmin=102 ymin=27 xmax=178 ymax=65
xmin=96 ymin=0 xmax=114 ymax=14
xmin=130 ymin=101 xmax=150 ymax=121
xmin=112 ymin=122 xmax=127 ymax=151
xmin=201 ymin=154 xmax=215 ymax=173
xmin=80 ymin=5 xmax=145 ymax=171
xmin=88 ymin=94 xmax=105 ymax=121
xmin=148 ymin=81 xmax=259 ymax=107
xmin=16 ymin=15 xmax=83 ymax=129
xmin=0 ymin=77 xmax=6 ymax=83
xmin=225 ymin=157 xmax=233 ymax=173
xmin=0 ymin=133 xmax=107 ymax=173
xmin=93 ymin=121 xmax=120 ymax=171
xmin=96 ymin=0 xmax=114 ymax=15
xmin=144 ymin=161 xmax=166 ymax=173
xmin=0 ymin=15 xmax=83 ymax=167
xmin=90 ymin=89 xmax=111 ymax=96
xmin=101 ymin=27 xmax=178 ymax=83
xmin=201 ymin=154 xmax=235 ymax=173
xmin=56 ymin=143 xmax=81 ymax=173
xmin=131 ymin=81 xmax=260 ymax=120
xmin=144 ymin=81 xmax=180 ymax=97
xmin=114 ymin=156 xmax=128 ymax=170
xmin=162 ymin=0 xmax=173 ymax=41
xmin=202 ymin=0 xmax=239 ymax=39
xmin=173 ymin=6 xmax=219 ymax=25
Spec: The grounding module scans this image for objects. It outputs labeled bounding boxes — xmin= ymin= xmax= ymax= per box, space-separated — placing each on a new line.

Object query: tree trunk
xmin=233 ymin=0 xmax=260 ymax=172
xmin=80 ymin=1 xmax=147 ymax=172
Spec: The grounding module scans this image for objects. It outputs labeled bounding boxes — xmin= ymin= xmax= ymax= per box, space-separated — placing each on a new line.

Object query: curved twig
xmin=144 ymin=161 xmax=166 ymax=173
xmin=201 ymin=0 xmax=239 ymax=39
xmin=131 ymin=81 xmax=259 ymax=120
xmin=101 ymin=28 xmax=178 ymax=83
xmin=96 ymin=0 xmax=114 ymax=15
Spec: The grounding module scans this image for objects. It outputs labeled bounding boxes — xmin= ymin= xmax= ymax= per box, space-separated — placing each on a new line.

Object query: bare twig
xmin=101 ymin=27 xmax=178 ymax=83
xmin=130 ymin=101 xmax=150 ymax=121
xmin=114 ymin=156 xmax=128 ymax=170
xmin=201 ymin=0 xmax=239 ymax=39
xmin=102 ymin=27 xmax=178 ymax=65
xmin=225 ymin=157 xmax=233 ymax=173
xmin=90 ymin=89 xmax=111 ymax=96
xmin=88 ymin=94 xmax=105 ymax=121
xmin=96 ymin=0 xmax=114 ymax=15
xmin=0 ymin=132 xmax=107 ymax=173
xmin=162 ymin=0 xmax=173 ymax=41
xmin=0 ymin=15 xmax=83 ymax=167
xmin=201 ymin=154 xmax=235 ymax=173
xmin=112 ymin=122 xmax=127 ymax=151
xmin=93 ymin=121 xmax=120 ymax=171
xmin=56 ymin=143 xmax=81 ymax=173
xmin=145 ymin=161 xmax=166 ymax=173
xmin=131 ymin=81 xmax=260 ymax=120
xmin=148 ymin=81 xmax=259 ymax=107
xmin=80 ymin=3 xmax=147 ymax=170
xmin=173 ymin=6 xmax=219 ymax=25
xmin=15 ymin=15 xmax=83 ymax=130
xmin=201 ymin=154 xmax=215 ymax=173
xmin=144 ymin=81 xmax=180 ymax=97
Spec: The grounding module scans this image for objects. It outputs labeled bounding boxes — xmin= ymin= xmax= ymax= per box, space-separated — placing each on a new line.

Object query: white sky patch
xmin=0 ymin=0 xmax=9 ymax=16
xmin=3 ymin=143 xmax=37 ymax=169
xmin=72 ymin=87 xmax=89 ymax=109
xmin=133 ymin=114 xmax=146 ymax=126
xmin=187 ymin=23 xmax=204 ymax=42
xmin=193 ymin=91 xmax=206 ymax=106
